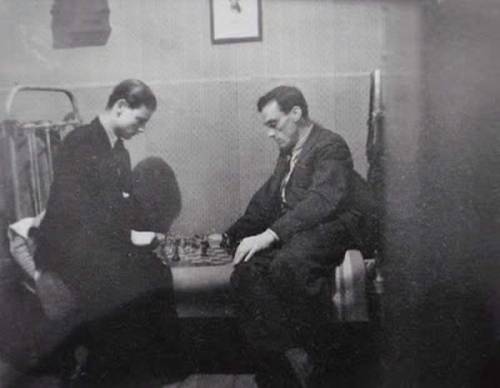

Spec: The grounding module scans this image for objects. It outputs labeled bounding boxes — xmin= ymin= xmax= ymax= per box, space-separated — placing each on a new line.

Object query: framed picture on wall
xmin=210 ymin=0 xmax=262 ymax=44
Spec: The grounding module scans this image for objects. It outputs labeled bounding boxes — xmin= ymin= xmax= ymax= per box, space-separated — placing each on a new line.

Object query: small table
xmin=160 ymin=242 xmax=235 ymax=318
xmin=171 ymin=264 xmax=235 ymax=318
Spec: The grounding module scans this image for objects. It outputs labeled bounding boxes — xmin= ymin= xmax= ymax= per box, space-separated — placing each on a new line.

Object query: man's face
xmin=261 ymin=100 xmax=300 ymax=152
xmin=115 ymin=104 xmax=154 ymax=140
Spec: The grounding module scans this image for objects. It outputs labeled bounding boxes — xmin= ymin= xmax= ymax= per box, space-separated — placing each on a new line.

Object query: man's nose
xmin=137 ymin=126 xmax=145 ymax=133
xmin=267 ymin=129 xmax=276 ymax=138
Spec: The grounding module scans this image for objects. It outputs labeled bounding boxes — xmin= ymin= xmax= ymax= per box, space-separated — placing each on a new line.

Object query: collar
xmin=291 ymin=123 xmax=313 ymax=156
xmin=105 ymin=126 xmax=118 ymax=148
xmin=96 ymin=115 xmax=119 ymax=148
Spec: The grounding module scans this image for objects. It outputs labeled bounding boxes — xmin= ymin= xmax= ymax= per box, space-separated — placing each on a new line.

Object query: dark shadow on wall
xmin=131 ymin=156 xmax=182 ymax=233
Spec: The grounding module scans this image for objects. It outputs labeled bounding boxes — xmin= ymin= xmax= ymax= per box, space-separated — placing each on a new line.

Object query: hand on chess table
xmin=131 ymin=230 xmax=165 ymax=247
xmin=208 ymin=233 xmax=223 ymax=247
xmin=233 ymin=229 xmax=278 ymax=265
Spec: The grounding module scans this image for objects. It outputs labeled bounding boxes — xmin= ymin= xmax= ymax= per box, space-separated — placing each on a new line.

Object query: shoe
xmin=60 ymin=345 xmax=90 ymax=387
xmin=69 ymin=345 xmax=89 ymax=380
xmin=284 ymin=347 xmax=314 ymax=388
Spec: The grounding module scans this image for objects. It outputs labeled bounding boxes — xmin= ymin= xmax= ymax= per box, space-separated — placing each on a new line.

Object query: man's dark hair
xmin=257 ymin=85 xmax=309 ymax=119
xmin=106 ymin=79 xmax=157 ymax=111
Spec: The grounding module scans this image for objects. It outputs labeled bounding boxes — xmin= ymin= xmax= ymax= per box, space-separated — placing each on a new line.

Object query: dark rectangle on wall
xmin=51 ymin=0 xmax=111 ymax=49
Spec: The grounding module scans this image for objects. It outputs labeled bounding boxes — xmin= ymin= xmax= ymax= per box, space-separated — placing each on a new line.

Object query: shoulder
xmin=313 ymin=124 xmax=349 ymax=147
xmin=56 ymin=123 xmax=104 ymax=167
xmin=64 ymin=123 xmax=92 ymax=146
xmin=312 ymin=124 xmax=350 ymax=153
xmin=63 ymin=119 xmax=105 ymax=152
xmin=311 ymin=124 xmax=353 ymax=165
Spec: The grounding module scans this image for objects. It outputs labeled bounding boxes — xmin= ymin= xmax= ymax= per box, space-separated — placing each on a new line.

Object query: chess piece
xmin=200 ymin=237 xmax=209 ymax=257
xmin=221 ymin=233 xmax=237 ymax=256
xmin=172 ymin=238 xmax=181 ymax=262
xmin=69 ymin=345 xmax=89 ymax=382
xmin=208 ymin=233 xmax=223 ymax=248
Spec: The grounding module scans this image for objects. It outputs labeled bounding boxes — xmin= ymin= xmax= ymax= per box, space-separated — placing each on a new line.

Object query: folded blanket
xmin=7 ymin=211 xmax=45 ymax=279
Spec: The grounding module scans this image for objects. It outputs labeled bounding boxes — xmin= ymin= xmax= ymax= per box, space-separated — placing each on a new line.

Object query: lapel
xmin=295 ymin=123 xmax=321 ymax=165
xmin=88 ymin=117 xmax=131 ymax=191
xmin=89 ymin=117 xmax=112 ymax=155
xmin=270 ymin=124 xmax=321 ymax=193
xmin=268 ymin=151 xmax=292 ymax=196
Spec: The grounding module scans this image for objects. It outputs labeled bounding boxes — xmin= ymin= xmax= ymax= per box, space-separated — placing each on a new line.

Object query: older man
xmin=225 ymin=86 xmax=374 ymax=388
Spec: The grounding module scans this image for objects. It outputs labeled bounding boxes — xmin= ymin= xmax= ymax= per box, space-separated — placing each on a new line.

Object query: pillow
xmin=332 ymin=249 xmax=370 ymax=322
xmin=7 ymin=211 xmax=45 ymax=280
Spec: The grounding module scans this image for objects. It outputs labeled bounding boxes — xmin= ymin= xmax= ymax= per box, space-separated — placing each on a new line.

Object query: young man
xmin=225 ymin=86 xmax=374 ymax=388
xmin=34 ymin=79 xmax=177 ymax=382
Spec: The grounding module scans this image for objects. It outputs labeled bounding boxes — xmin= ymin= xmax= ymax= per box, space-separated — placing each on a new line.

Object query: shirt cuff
xmin=265 ymin=228 xmax=280 ymax=242
xmin=131 ymin=230 xmax=156 ymax=246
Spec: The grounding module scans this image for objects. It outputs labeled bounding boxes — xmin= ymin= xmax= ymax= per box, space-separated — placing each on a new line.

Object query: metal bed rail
xmin=1 ymin=85 xmax=82 ymax=220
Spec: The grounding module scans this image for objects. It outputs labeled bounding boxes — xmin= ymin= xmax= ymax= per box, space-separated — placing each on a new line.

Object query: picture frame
xmin=210 ymin=0 xmax=262 ymax=44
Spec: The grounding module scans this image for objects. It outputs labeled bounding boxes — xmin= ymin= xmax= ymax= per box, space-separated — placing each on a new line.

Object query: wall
xmin=377 ymin=1 xmax=424 ymax=386
xmin=415 ymin=1 xmax=500 ymax=386
xmin=376 ymin=1 xmax=500 ymax=387
xmin=0 ymin=0 xmax=389 ymax=237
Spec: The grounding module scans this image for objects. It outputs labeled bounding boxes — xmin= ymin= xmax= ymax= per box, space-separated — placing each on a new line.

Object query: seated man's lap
xmin=231 ymin=222 xmax=350 ymax=314
xmin=277 ymin=221 xmax=350 ymax=264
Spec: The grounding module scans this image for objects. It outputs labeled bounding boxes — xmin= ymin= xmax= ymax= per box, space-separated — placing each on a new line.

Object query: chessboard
xmin=155 ymin=236 xmax=233 ymax=267
xmin=172 ymin=246 xmax=233 ymax=267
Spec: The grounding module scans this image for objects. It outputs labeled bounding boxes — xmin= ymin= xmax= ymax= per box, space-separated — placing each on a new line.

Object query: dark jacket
xmin=35 ymin=117 xmax=131 ymax=274
xmin=33 ymin=118 xmax=173 ymax=314
xmin=226 ymin=124 xmax=377 ymax=255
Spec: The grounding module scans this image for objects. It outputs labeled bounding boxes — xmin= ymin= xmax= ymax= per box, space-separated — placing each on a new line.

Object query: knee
xmin=230 ymin=261 xmax=260 ymax=293
xmin=268 ymin=251 xmax=324 ymax=296
xmin=268 ymin=255 xmax=298 ymax=289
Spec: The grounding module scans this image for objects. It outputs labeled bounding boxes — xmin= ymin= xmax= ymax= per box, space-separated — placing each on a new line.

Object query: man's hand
xmin=233 ymin=229 xmax=277 ymax=265
xmin=131 ymin=230 xmax=156 ymax=246
xmin=131 ymin=230 xmax=165 ymax=248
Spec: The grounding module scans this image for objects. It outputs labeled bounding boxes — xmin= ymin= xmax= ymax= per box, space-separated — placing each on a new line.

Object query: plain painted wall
xmin=0 ymin=0 xmax=402 ymax=235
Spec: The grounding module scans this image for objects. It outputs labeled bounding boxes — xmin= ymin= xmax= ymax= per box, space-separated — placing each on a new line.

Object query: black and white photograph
xmin=210 ymin=0 xmax=262 ymax=43
xmin=0 ymin=1 xmax=499 ymax=387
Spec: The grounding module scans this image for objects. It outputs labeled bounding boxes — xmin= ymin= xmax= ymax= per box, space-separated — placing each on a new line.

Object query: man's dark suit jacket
xmin=34 ymin=118 xmax=170 ymax=313
xmin=35 ymin=117 xmax=130 ymax=273
xmin=226 ymin=123 xmax=377 ymax=259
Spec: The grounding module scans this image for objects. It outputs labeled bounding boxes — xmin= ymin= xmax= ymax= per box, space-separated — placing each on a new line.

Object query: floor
xmin=163 ymin=374 xmax=257 ymax=388
xmin=0 ymin=258 xmax=382 ymax=388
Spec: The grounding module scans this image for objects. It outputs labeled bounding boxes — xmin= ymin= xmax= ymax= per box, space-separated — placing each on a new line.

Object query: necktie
xmin=112 ymin=138 xmax=131 ymax=190
xmin=275 ymin=152 xmax=292 ymax=209
xmin=280 ymin=149 xmax=304 ymax=205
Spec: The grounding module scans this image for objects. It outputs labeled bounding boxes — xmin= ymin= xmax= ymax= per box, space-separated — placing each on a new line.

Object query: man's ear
xmin=290 ymin=106 xmax=303 ymax=122
xmin=114 ymin=98 xmax=129 ymax=115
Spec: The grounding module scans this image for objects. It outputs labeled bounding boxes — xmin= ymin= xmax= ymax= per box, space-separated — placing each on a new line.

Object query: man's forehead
xmin=135 ymin=106 xmax=154 ymax=119
xmin=261 ymin=100 xmax=283 ymax=119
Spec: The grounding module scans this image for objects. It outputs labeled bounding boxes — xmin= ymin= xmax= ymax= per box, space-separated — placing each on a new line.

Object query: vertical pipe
xmin=27 ymin=131 xmax=41 ymax=215
xmin=45 ymin=126 xmax=54 ymax=184
xmin=8 ymin=133 xmax=21 ymax=220
xmin=373 ymin=69 xmax=381 ymax=115
xmin=33 ymin=129 xmax=43 ymax=214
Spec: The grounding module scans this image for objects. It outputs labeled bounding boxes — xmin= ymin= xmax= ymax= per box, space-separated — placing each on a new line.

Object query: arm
xmin=225 ymin=163 xmax=283 ymax=264
xmin=224 ymin=168 xmax=282 ymax=246
xmin=270 ymin=140 xmax=351 ymax=243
